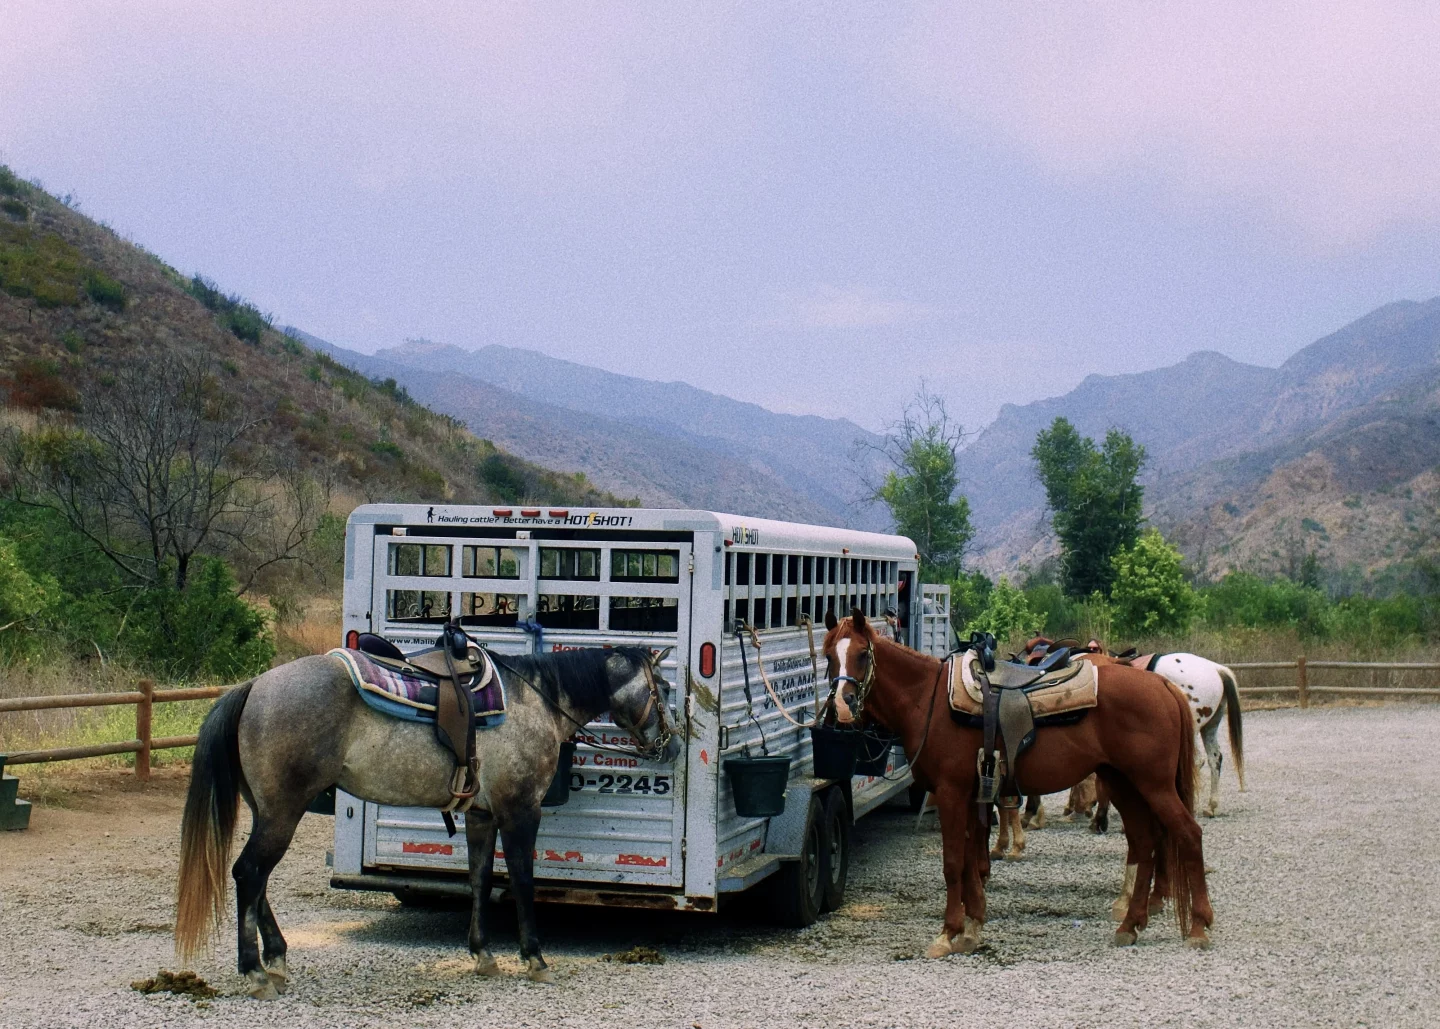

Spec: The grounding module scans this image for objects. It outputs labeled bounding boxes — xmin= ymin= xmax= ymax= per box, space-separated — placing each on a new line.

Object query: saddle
xmin=949 ymin=634 xmax=1098 ymax=818
xmin=329 ymin=621 xmax=504 ymax=833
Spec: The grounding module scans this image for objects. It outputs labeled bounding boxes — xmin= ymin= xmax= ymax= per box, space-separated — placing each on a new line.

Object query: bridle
xmin=505 ymin=652 xmax=676 ymax=761
xmin=829 ymin=638 xmax=877 ymax=722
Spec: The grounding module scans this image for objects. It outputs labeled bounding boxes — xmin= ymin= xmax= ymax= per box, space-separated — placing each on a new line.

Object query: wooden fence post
xmin=1296 ymin=656 xmax=1309 ymax=709
xmin=136 ymin=679 xmax=154 ymax=782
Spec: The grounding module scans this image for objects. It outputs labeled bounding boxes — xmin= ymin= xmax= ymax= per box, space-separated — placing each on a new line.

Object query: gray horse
xmin=174 ymin=644 xmax=679 ymax=996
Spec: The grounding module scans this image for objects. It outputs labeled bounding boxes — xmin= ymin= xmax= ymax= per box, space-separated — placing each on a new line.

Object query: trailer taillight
xmin=699 ymin=642 xmax=716 ymax=678
xmin=345 ymin=629 xmax=359 ymax=649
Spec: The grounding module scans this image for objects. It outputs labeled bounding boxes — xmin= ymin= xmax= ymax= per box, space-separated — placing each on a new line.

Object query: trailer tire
xmin=768 ymin=794 xmax=827 ymax=927
xmin=820 ymin=788 xmax=851 ymax=912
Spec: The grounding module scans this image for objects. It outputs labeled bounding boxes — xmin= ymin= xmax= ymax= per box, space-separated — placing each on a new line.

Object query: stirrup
xmin=448 ymin=764 xmax=478 ymax=802
xmin=975 ymin=749 xmax=1000 ymax=806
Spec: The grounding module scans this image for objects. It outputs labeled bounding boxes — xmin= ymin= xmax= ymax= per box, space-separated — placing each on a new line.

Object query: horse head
xmin=823 ymin=606 xmax=877 ymax=725
xmin=605 ymin=647 xmax=682 ymax=763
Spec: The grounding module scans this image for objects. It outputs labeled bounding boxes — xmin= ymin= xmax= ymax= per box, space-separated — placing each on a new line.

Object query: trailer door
xmin=360 ymin=531 xmax=692 ymax=890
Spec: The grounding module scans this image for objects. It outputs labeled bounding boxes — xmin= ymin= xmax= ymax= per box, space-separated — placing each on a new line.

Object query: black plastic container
xmin=725 ymin=755 xmax=792 ymax=817
xmin=541 ymin=741 xmax=578 ymax=807
xmin=810 ymin=724 xmax=862 ymax=780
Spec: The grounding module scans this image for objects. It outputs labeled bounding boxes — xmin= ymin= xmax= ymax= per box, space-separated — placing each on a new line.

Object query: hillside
xmin=0 ymin=166 xmax=624 ymax=518
xmin=966 ymin=298 xmax=1440 ymax=583
xmin=292 ymin=333 xmax=890 ymax=529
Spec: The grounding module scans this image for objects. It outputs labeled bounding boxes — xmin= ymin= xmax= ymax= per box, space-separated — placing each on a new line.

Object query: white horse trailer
xmin=329 ymin=504 xmax=951 ymax=922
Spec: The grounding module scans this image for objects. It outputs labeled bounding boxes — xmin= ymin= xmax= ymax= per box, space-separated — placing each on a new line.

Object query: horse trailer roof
xmin=348 ymin=504 xmax=918 ymax=560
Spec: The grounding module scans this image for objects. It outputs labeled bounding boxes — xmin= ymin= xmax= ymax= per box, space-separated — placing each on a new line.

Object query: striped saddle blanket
xmin=329 ymin=647 xmax=507 ymax=728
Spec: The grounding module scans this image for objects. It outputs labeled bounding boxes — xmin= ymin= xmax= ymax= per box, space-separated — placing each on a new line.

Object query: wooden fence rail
xmin=1227 ymin=659 xmax=1440 ymax=709
xmin=0 ymin=681 xmax=231 ymax=779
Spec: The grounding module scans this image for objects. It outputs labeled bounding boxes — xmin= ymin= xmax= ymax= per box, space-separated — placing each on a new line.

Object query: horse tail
xmin=1166 ymin=680 xmax=1196 ymax=938
xmin=175 ymin=679 xmax=253 ymax=961
xmin=1217 ymin=664 xmax=1246 ymax=791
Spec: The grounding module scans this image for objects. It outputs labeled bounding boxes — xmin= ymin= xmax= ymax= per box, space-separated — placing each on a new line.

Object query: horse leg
xmin=1201 ymin=720 xmax=1223 ymax=817
xmin=959 ymin=803 xmax=988 ymax=951
xmin=465 ymin=808 xmax=502 ymax=976
xmin=1091 ymin=778 xmax=1111 ymax=834
xmin=1137 ymin=781 xmax=1215 ymax=947
xmin=926 ymin=787 xmax=976 ymax=957
xmin=1096 ymin=770 xmax=1157 ymax=945
xmin=1005 ymin=806 xmax=1026 ymax=860
xmin=256 ymin=891 xmax=289 ymax=993
xmin=232 ymin=809 xmax=304 ymax=999
xmin=1021 ymin=794 xmax=1046 ymax=830
xmin=498 ymin=809 xmax=552 ymax=983
xmin=990 ymin=804 xmax=1009 ymax=859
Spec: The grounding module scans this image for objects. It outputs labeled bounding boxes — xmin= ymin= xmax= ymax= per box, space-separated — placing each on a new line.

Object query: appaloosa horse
xmin=824 ymin=609 xmax=1213 ymax=955
xmin=175 ymin=644 xmax=679 ymax=996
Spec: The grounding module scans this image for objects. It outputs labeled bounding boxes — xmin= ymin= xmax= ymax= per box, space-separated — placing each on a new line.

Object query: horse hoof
xmin=267 ymin=972 xmax=288 ymax=996
xmin=1003 ymin=850 xmax=1024 ymax=862
xmin=1186 ymin=931 xmax=1212 ymax=950
xmin=473 ymin=955 xmax=502 ymax=977
xmin=247 ymin=976 xmax=280 ymax=1001
xmin=924 ymin=934 xmax=954 ymax=959
xmin=1112 ymin=929 xmax=1138 ymax=947
xmin=988 ymin=846 xmax=1003 ymax=860
xmin=525 ymin=959 xmax=556 ymax=984
xmin=1111 ymin=899 xmax=1129 ymax=922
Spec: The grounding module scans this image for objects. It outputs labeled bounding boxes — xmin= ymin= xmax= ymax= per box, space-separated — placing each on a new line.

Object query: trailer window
xmin=459 ymin=591 xmax=522 ymax=626
xmin=611 ymin=549 xmax=680 ymax=583
xmin=751 ymin=597 xmax=767 ymax=629
xmin=610 ymin=596 xmax=678 ymax=632
xmin=786 ymin=597 xmax=798 ymax=625
xmin=539 ymin=548 xmax=599 ymax=580
xmin=827 ymin=557 xmax=838 ymax=584
xmin=386 ymin=589 xmax=451 ymax=622
xmin=462 ymin=546 xmax=522 ymax=579
xmin=536 ymin=593 xmax=600 ymax=629
xmin=752 ymin=554 xmax=767 ymax=586
xmin=388 ymin=543 xmax=451 ymax=577
xmin=772 ymin=554 xmax=785 ymax=584
xmin=802 ymin=556 xmax=814 ymax=585
xmin=734 ymin=552 xmax=750 ymax=586
xmin=771 ymin=597 xmax=783 ymax=626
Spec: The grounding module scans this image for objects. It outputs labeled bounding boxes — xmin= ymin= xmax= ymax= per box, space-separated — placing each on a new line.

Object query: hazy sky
xmin=5 ymin=2 xmax=1439 ymax=431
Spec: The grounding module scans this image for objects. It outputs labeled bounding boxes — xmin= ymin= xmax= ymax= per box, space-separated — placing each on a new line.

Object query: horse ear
xmin=650 ymin=646 xmax=674 ymax=668
xmin=851 ymin=607 xmax=871 ymax=637
xmin=824 ymin=608 xmax=838 ymax=631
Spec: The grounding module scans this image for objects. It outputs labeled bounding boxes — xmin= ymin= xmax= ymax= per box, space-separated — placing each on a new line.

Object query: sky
xmin=4 ymin=2 xmax=1440 ymax=432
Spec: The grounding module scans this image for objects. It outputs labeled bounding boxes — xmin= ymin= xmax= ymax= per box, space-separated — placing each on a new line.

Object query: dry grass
xmin=272 ymin=594 xmax=342 ymax=662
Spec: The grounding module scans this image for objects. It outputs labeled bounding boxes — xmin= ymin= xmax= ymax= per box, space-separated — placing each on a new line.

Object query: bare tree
xmin=8 ymin=352 xmax=326 ymax=594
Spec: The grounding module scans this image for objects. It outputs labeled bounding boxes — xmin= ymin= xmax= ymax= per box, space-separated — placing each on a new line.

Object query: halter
xmin=829 ymin=633 xmax=877 ymax=722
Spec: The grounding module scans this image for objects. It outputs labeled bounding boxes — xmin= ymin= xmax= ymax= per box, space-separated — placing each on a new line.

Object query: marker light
xmin=699 ymin=642 xmax=717 ymax=678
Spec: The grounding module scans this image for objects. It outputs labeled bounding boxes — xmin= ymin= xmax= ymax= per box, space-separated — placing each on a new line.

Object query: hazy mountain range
xmin=287 ymin=331 xmax=891 ymax=529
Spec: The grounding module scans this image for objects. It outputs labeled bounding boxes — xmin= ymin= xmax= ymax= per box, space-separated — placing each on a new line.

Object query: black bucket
xmin=855 ymin=731 xmax=896 ymax=776
xmin=541 ymin=741 xmax=578 ymax=807
xmin=725 ymin=755 xmax=792 ymax=817
xmin=810 ymin=724 xmax=862 ymax=780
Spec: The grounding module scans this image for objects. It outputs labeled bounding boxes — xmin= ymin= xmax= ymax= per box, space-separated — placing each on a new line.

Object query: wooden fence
xmin=0 ymin=681 xmax=231 ymax=780
xmin=1228 ymin=658 xmax=1440 ymax=708
xmin=1 ymin=660 xmax=1437 ymax=774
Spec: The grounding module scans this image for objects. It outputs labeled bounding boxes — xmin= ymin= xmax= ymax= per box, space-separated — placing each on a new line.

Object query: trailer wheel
xmin=820 ymin=788 xmax=851 ymax=912
xmin=768 ymin=794 xmax=827 ymax=927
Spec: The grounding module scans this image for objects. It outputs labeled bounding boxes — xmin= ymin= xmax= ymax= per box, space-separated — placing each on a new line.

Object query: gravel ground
xmin=2 ymin=704 xmax=1438 ymax=1029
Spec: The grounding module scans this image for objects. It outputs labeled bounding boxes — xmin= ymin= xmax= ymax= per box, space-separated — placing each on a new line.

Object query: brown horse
xmin=824 ymin=610 xmax=1213 ymax=954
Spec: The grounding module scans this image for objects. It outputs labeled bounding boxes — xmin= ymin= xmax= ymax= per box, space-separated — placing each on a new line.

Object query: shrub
xmin=84 ymin=270 xmax=126 ymax=311
xmin=0 ymin=225 xmax=86 ymax=307
xmin=122 ymin=558 xmax=275 ymax=679
xmin=368 ymin=438 xmax=403 ymax=460
xmin=0 ymin=166 xmax=25 ymax=197
xmin=966 ymin=577 xmax=1044 ymax=645
xmin=1 ymin=198 xmax=28 ymax=221
xmin=225 ymin=304 xmax=268 ymax=343
xmin=1 ymin=358 xmax=81 ymax=411
xmin=1199 ymin=573 xmax=1331 ymax=637
xmin=1110 ymin=529 xmax=1197 ymax=638
xmin=480 ymin=454 xmax=528 ymax=501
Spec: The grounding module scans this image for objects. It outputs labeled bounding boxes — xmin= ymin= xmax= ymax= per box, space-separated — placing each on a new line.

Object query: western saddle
xmin=354 ymin=619 xmax=490 ymax=833
xmin=952 ymin=632 xmax=1098 ymax=821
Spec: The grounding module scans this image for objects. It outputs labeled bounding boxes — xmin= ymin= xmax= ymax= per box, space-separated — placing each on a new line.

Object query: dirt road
xmin=2 ymin=706 xmax=1438 ymax=1028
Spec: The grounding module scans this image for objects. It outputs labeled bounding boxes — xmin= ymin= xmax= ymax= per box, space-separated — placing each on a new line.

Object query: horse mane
xmin=493 ymin=646 xmax=645 ymax=714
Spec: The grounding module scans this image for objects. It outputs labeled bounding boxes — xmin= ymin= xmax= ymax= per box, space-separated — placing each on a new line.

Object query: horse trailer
xmin=329 ymin=504 xmax=951 ymax=922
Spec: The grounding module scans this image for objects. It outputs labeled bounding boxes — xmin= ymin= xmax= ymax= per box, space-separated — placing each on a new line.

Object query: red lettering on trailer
xmin=544 ymin=849 xmax=584 ymax=863
xmin=700 ymin=749 xmax=708 ymax=765
xmin=403 ymin=842 xmax=453 ymax=856
xmin=749 ymin=839 xmax=762 ymax=851
xmin=617 ymin=854 xmax=667 ymax=867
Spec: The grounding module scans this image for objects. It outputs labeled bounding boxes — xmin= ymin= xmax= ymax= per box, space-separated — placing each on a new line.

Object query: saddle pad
xmin=950 ymin=655 xmax=1098 ymax=718
xmin=329 ymin=648 xmax=506 ymax=726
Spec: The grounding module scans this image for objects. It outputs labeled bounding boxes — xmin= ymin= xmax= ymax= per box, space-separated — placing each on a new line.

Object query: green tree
xmin=1032 ymin=418 xmax=1146 ymax=597
xmin=1110 ymin=529 xmax=1197 ymax=639
xmin=871 ymin=389 xmax=973 ymax=579
xmin=968 ymin=576 xmax=1044 ymax=645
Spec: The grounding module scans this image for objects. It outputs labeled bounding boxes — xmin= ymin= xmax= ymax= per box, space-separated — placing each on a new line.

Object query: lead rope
xmin=799 ymin=614 xmax=822 ymax=720
xmin=741 ymin=624 xmax=813 ymax=729
xmin=734 ymin=627 xmax=770 ymax=755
